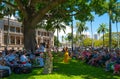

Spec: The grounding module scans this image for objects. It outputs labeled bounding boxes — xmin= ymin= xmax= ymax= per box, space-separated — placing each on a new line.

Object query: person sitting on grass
xmin=0 ymin=52 xmax=11 ymax=75
xmin=105 ymin=52 xmax=116 ymax=72
xmin=20 ymin=51 xmax=32 ymax=67
xmin=113 ymin=52 xmax=120 ymax=74
xmin=38 ymin=43 xmax=45 ymax=67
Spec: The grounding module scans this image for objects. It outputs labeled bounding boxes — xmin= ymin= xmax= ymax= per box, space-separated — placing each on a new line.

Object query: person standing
xmin=43 ymin=41 xmax=53 ymax=74
xmin=36 ymin=43 xmax=45 ymax=67
xmin=63 ymin=47 xmax=70 ymax=63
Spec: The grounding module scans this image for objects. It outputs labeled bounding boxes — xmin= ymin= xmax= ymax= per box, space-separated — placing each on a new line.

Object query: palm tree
xmin=107 ymin=0 xmax=118 ymax=50
xmin=76 ymin=22 xmax=88 ymax=47
xmin=64 ymin=36 xmax=68 ymax=47
xmin=112 ymin=15 xmax=120 ymax=48
xmin=67 ymin=33 xmax=72 ymax=43
xmin=52 ymin=21 xmax=66 ymax=52
xmin=88 ymin=15 xmax=94 ymax=47
xmin=97 ymin=23 xmax=108 ymax=47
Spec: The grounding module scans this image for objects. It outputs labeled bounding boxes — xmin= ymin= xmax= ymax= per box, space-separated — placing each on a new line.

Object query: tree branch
xmin=15 ymin=0 xmax=28 ymax=18
xmin=27 ymin=0 xmax=32 ymax=7
xmin=31 ymin=0 xmax=67 ymax=26
xmin=0 ymin=0 xmax=2 ymax=3
xmin=2 ymin=1 xmax=17 ymax=9
xmin=31 ymin=0 xmax=49 ymax=6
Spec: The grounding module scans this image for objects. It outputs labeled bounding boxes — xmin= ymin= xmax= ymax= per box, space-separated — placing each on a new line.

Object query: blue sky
xmin=55 ymin=1 xmax=120 ymax=42
xmin=72 ymin=0 xmax=120 ymax=35
xmin=54 ymin=13 xmax=120 ymax=42
xmin=72 ymin=13 xmax=120 ymax=35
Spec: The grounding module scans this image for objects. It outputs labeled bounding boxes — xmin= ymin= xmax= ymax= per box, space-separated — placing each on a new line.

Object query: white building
xmin=94 ymin=33 xmax=98 ymax=40
xmin=0 ymin=17 xmax=54 ymax=50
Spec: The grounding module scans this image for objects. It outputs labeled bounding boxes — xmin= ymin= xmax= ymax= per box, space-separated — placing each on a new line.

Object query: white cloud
xmin=82 ymin=31 xmax=90 ymax=36
xmin=54 ymin=25 xmax=92 ymax=42
xmin=54 ymin=25 xmax=72 ymax=42
xmin=54 ymin=25 xmax=71 ymax=36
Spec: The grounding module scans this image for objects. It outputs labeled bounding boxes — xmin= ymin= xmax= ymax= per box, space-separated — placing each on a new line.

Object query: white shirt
xmin=20 ymin=55 xmax=28 ymax=62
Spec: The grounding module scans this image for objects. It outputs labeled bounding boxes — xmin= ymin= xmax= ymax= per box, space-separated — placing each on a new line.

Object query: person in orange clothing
xmin=63 ymin=47 xmax=70 ymax=63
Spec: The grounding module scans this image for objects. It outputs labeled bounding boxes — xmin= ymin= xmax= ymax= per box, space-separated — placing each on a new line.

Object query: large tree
xmin=0 ymin=0 xmax=98 ymax=51
xmin=0 ymin=0 xmax=93 ymax=74
xmin=0 ymin=0 xmax=67 ymax=74
xmin=0 ymin=0 xmax=67 ymax=52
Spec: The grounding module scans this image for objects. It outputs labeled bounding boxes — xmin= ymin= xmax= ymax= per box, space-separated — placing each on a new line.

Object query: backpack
xmin=13 ymin=67 xmax=22 ymax=74
xmin=0 ymin=69 xmax=9 ymax=78
xmin=21 ymin=67 xmax=32 ymax=74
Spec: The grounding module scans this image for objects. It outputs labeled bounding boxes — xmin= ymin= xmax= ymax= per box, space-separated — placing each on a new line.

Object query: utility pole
xmin=91 ymin=20 xmax=94 ymax=47
xmin=71 ymin=15 xmax=73 ymax=53
xmin=7 ymin=15 xmax=10 ymax=49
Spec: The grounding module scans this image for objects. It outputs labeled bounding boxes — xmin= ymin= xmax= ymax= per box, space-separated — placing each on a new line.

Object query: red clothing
xmin=21 ymin=62 xmax=26 ymax=64
xmin=114 ymin=64 xmax=120 ymax=72
xmin=82 ymin=51 xmax=87 ymax=57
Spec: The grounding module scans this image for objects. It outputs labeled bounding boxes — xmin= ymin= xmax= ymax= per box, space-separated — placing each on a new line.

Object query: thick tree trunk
xmin=23 ymin=19 xmax=53 ymax=74
xmin=23 ymin=20 xmax=37 ymax=53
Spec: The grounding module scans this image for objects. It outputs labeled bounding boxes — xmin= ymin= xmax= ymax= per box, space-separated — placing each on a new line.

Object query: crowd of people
xmin=0 ymin=43 xmax=46 ymax=77
xmin=1 ymin=44 xmax=120 ymax=77
xmin=70 ymin=47 xmax=120 ymax=74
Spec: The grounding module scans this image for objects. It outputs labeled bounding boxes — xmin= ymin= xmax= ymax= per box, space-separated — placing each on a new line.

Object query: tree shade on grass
xmin=3 ymin=53 xmax=120 ymax=79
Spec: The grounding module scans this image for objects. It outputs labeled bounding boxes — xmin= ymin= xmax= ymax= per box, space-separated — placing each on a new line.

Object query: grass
xmin=2 ymin=53 xmax=120 ymax=79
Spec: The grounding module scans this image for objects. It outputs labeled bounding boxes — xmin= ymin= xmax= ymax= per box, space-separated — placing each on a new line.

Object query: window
xmin=38 ymin=31 xmax=41 ymax=35
xmin=47 ymin=32 xmax=49 ymax=36
xmin=21 ymin=37 xmax=24 ymax=44
xmin=38 ymin=38 xmax=41 ymax=45
xmin=16 ymin=27 xmax=20 ymax=33
xmin=4 ymin=35 xmax=7 ymax=44
xmin=44 ymin=32 xmax=46 ymax=36
xmin=10 ymin=26 xmax=15 ymax=32
xmin=4 ymin=25 xmax=8 ymax=31
xmin=10 ymin=36 xmax=15 ymax=44
xmin=16 ymin=37 xmax=20 ymax=44
xmin=21 ymin=28 xmax=23 ymax=33
xmin=41 ymin=32 xmax=43 ymax=36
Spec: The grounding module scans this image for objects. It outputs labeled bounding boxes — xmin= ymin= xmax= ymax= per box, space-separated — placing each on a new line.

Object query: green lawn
xmin=2 ymin=53 xmax=120 ymax=79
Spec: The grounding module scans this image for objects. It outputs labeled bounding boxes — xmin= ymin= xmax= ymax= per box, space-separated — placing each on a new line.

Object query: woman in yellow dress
xmin=63 ymin=47 xmax=70 ymax=63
